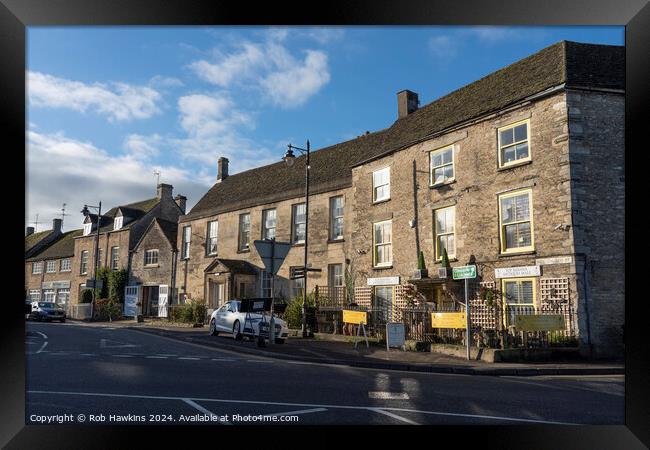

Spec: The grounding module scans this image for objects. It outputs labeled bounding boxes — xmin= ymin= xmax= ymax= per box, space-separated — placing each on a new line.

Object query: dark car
xmin=29 ymin=301 xmax=66 ymax=323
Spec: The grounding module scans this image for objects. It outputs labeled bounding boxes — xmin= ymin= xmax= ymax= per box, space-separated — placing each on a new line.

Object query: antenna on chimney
xmin=61 ymin=203 xmax=69 ymax=231
xmin=153 ymin=169 xmax=161 ymax=188
xmin=30 ymin=213 xmax=40 ymax=232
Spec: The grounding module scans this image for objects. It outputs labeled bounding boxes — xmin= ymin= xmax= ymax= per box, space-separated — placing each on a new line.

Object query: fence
xmin=68 ymin=304 xmax=91 ymax=320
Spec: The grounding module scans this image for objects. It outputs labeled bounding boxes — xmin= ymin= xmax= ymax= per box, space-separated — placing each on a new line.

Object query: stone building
xmin=25 ymin=223 xmax=83 ymax=312
xmin=25 ymin=219 xmax=64 ymax=259
xmin=70 ymin=184 xmax=186 ymax=310
xmin=348 ymin=41 xmax=623 ymax=357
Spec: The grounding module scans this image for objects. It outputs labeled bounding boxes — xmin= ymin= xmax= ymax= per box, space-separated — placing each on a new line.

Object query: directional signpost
xmin=254 ymin=239 xmax=292 ymax=346
xmin=452 ymin=265 xmax=477 ymax=360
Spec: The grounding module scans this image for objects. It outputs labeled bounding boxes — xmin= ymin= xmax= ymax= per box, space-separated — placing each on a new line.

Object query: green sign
xmin=452 ymin=265 xmax=476 ymax=280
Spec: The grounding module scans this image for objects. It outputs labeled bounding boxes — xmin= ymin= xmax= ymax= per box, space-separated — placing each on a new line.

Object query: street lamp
xmin=81 ymin=202 xmax=102 ymax=320
xmin=283 ymin=140 xmax=310 ymax=338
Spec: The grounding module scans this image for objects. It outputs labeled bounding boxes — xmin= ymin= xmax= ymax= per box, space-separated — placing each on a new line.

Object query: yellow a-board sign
xmin=514 ymin=314 xmax=565 ymax=331
xmin=343 ymin=310 xmax=367 ymax=325
xmin=431 ymin=312 xmax=467 ymax=329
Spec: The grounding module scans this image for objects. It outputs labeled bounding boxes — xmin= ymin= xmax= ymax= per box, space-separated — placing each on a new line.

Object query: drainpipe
xmin=170 ymin=249 xmax=178 ymax=305
xmin=577 ymin=253 xmax=593 ymax=356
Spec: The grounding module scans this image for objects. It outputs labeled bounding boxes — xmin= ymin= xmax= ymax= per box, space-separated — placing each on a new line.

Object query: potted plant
xmin=438 ymin=248 xmax=451 ymax=278
xmin=413 ymin=251 xmax=428 ymax=279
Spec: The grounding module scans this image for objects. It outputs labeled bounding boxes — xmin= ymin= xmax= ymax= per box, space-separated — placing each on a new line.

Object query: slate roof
xmin=79 ymin=197 xmax=160 ymax=236
xmin=134 ymin=217 xmax=178 ymax=251
xmin=183 ymin=41 xmax=624 ymax=221
xmin=26 ymin=229 xmax=83 ymax=262
xmin=204 ymin=258 xmax=259 ymax=275
xmin=25 ymin=230 xmax=53 ymax=255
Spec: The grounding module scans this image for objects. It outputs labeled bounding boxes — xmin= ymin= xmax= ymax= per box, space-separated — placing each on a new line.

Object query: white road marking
xmin=246 ymin=360 xmax=274 ymax=363
xmin=155 ymin=354 xmax=178 ymax=357
xmin=145 ymin=356 xmax=168 ymax=359
xmin=182 ymin=398 xmax=231 ymax=425
xmin=100 ymin=339 xmax=137 ymax=349
xmin=285 ymin=361 xmax=316 ymax=365
xmin=112 ymin=355 xmax=134 ymax=358
xmin=211 ymin=358 xmax=236 ymax=362
xmin=26 ymin=390 xmax=580 ymax=425
xmin=370 ymin=408 xmax=420 ymax=425
xmin=263 ymin=408 xmax=327 ymax=417
xmin=35 ymin=332 xmax=48 ymax=354
xmin=80 ymin=353 xmax=95 ymax=356
xmin=369 ymin=391 xmax=410 ymax=400
xmin=178 ymin=357 xmax=201 ymax=360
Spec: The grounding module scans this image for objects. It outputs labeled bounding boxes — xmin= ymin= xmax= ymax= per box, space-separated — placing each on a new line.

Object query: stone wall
xmin=130 ymin=222 xmax=176 ymax=287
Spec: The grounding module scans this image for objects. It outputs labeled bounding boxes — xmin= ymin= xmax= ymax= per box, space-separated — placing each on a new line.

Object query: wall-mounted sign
xmin=42 ymin=280 xmax=70 ymax=289
xmin=514 ymin=314 xmax=565 ymax=331
xmin=431 ymin=312 xmax=467 ymax=329
xmin=343 ymin=310 xmax=367 ymax=325
xmin=452 ymin=265 xmax=476 ymax=280
xmin=367 ymin=276 xmax=400 ymax=286
xmin=535 ymin=256 xmax=573 ymax=266
xmin=495 ymin=265 xmax=540 ymax=278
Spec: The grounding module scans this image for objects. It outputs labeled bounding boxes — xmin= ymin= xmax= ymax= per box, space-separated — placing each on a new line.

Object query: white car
xmin=209 ymin=300 xmax=289 ymax=344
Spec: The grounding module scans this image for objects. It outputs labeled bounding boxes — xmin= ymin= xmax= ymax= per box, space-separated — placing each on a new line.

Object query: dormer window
xmin=114 ymin=216 xmax=123 ymax=230
xmin=83 ymin=222 xmax=92 ymax=236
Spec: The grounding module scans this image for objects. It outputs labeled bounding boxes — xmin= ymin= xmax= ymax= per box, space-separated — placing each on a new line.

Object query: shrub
xmin=108 ymin=269 xmax=129 ymax=303
xmin=440 ymin=248 xmax=450 ymax=268
xmin=95 ymin=298 xmax=122 ymax=322
xmin=190 ymin=299 xmax=207 ymax=324
xmin=170 ymin=299 xmax=206 ymax=324
xmin=284 ymin=293 xmax=315 ymax=329
xmin=80 ymin=289 xmax=93 ymax=304
xmin=417 ymin=251 xmax=426 ymax=270
xmin=95 ymin=266 xmax=111 ymax=299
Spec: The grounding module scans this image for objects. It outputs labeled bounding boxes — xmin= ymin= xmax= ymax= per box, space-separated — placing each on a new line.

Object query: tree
xmin=344 ymin=257 xmax=357 ymax=305
xmin=94 ymin=266 xmax=111 ymax=299
xmin=440 ymin=248 xmax=450 ymax=269
xmin=417 ymin=251 xmax=426 ymax=270
xmin=108 ymin=268 xmax=129 ymax=303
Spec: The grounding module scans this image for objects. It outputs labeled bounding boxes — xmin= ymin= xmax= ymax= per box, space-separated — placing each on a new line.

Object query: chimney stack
xmin=52 ymin=218 xmax=62 ymax=234
xmin=217 ymin=157 xmax=229 ymax=183
xmin=157 ymin=183 xmax=173 ymax=200
xmin=26 ymin=226 xmax=34 ymax=236
xmin=397 ymin=90 xmax=419 ymax=118
xmin=174 ymin=195 xmax=187 ymax=214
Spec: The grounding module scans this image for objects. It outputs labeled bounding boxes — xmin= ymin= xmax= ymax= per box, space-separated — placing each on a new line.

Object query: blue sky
xmin=26 ymin=26 xmax=623 ymax=232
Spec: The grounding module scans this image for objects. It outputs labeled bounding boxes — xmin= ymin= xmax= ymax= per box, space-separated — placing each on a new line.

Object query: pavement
xmin=65 ymin=318 xmax=624 ymax=377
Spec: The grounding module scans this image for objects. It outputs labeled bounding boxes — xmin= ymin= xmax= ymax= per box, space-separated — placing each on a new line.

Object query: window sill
xmin=205 ymin=253 xmax=218 ymax=258
xmin=144 ymin=264 xmax=160 ymax=268
xmin=236 ymin=249 xmax=250 ymax=254
xmin=498 ymin=250 xmax=536 ymax=258
xmin=497 ymin=160 xmax=532 ymax=172
xmin=292 ymin=243 xmax=305 ymax=248
xmin=430 ymin=179 xmax=456 ymax=189
xmin=434 ymin=258 xmax=458 ymax=264
xmin=372 ymin=198 xmax=391 ymax=206
xmin=327 ymin=238 xmax=345 ymax=244
xmin=373 ymin=265 xmax=393 ymax=270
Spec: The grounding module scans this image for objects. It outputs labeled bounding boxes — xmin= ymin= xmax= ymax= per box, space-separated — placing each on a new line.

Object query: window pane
xmin=505 ymin=281 xmax=518 ymax=304
xmin=501 ymin=197 xmax=514 ymax=223
xmin=514 ymin=194 xmax=530 ymax=221
xmin=514 ymin=124 xmax=527 ymax=142
xmin=432 ymin=153 xmax=443 ymax=167
xmin=442 ymin=148 xmax=453 ymax=164
xmin=443 ymin=164 xmax=454 ymax=180
xmin=502 ymin=145 xmax=516 ymax=163
xmin=500 ymin=128 xmax=514 ymax=146
xmin=515 ymin=142 xmax=529 ymax=159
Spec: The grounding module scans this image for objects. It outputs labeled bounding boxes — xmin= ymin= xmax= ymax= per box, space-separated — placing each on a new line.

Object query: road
xmin=25 ymin=322 xmax=624 ymax=425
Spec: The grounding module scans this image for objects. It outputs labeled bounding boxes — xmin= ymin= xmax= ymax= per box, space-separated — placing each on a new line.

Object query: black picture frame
xmin=3 ymin=0 xmax=647 ymax=447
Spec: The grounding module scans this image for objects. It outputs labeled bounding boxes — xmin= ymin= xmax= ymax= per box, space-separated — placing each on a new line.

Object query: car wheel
xmin=209 ymin=319 xmax=219 ymax=336
xmin=60 ymin=318 xmax=66 ymax=323
xmin=233 ymin=321 xmax=243 ymax=341
xmin=275 ymin=339 xmax=286 ymax=344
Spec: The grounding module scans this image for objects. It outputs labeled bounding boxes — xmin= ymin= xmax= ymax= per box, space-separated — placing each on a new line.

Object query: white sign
xmin=495 ymin=265 xmax=541 ymax=278
xmin=386 ymin=322 xmax=405 ymax=351
xmin=253 ymin=240 xmax=292 ymax=275
xmin=536 ymin=256 xmax=573 ymax=266
xmin=367 ymin=276 xmax=400 ymax=286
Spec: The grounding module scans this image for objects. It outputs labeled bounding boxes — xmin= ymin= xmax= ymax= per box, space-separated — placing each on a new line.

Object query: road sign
xmin=290 ymin=267 xmax=305 ymax=280
xmin=452 ymin=265 xmax=476 ymax=280
xmin=253 ymin=239 xmax=292 ymax=275
xmin=86 ymin=279 xmax=103 ymax=289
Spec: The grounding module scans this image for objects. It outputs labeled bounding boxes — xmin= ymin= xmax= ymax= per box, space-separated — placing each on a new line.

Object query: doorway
xmin=142 ymin=286 xmax=159 ymax=316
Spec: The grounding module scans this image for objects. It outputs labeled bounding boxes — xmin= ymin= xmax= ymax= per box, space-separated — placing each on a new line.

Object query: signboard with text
xmin=342 ymin=310 xmax=367 ymax=325
xmin=367 ymin=276 xmax=400 ymax=286
xmin=514 ymin=314 xmax=565 ymax=331
xmin=495 ymin=265 xmax=541 ymax=278
xmin=386 ymin=323 xmax=405 ymax=350
xmin=431 ymin=312 xmax=467 ymax=329
xmin=452 ymin=265 xmax=476 ymax=280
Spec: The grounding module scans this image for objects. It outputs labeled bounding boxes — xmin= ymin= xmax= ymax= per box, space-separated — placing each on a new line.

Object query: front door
xmin=158 ymin=285 xmax=168 ymax=318
xmin=210 ymin=281 xmax=225 ymax=309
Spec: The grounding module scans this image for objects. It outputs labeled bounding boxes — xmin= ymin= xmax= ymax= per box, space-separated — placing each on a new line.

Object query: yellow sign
xmin=514 ymin=314 xmax=565 ymax=331
xmin=343 ymin=310 xmax=367 ymax=325
xmin=431 ymin=312 xmax=466 ymax=329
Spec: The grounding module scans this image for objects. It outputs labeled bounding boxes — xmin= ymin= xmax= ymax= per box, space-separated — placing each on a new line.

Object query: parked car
xmin=208 ymin=300 xmax=288 ymax=344
xmin=29 ymin=301 xmax=66 ymax=323
xmin=25 ymin=299 xmax=32 ymax=319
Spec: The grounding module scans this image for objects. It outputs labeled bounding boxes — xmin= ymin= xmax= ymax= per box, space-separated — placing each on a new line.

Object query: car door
xmin=215 ymin=303 xmax=230 ymax=331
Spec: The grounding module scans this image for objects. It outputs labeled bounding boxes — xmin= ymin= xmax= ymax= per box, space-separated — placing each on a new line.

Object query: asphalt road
xmin=25 ymin=322 xmax=624 ymax=425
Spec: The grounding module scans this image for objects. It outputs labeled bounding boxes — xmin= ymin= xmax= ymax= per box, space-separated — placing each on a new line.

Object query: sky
xmin=26 ymin=26 xmax=624 ymax=233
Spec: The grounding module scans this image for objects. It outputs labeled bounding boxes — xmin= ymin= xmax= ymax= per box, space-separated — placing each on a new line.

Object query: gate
xmin=124 ymin=286 xmax=139 ymax=317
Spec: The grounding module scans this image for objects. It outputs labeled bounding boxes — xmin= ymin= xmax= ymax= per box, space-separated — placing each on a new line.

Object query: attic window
xmin=114 ymin=216 xmax=123 ymax=230
xmin=83 ymin=222 xmax=92 ymax=236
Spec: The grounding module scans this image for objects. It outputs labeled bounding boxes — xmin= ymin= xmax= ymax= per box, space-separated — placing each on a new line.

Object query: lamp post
xmin=81 ymin=202 xmax=102 ymax=320
xmin=283 ymin=140 xmax=310 ymax=338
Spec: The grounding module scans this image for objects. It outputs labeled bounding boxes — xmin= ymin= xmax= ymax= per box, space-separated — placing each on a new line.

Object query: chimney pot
xmin=217 ymin=157 xmax=229 ymax=182
xmin=26 ymin=226 xmax=35 ymax=236
xmin=52 ymin=218 xmax=62 ymax=233
xmin=174 ymin=195 xmax=187 ymax=214
xmin=157 ymin=183 xmax=173 ymax=200
xmin=397 ymin=90 xmax=419 ymax=118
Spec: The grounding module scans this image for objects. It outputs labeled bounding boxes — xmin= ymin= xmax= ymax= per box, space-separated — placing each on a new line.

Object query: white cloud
xmin=26 ymin=130 xmax=211 ymax=232
xmin=28 ymin=71 xmax=163 ymax=122
xmin=466 ymin=26 xmax=521 ymax=43
xmin=148 ymin=75 xmax=185 ymax=89
xmin=123 ymin=133 xmax=163 ymax=160
xmin=428 ymin=35 xmax=459 ymax=62
xmin=189 ymin=37 xmax=331 ymax=108
xmin=301 ymin=28 xmax=345 ymax=44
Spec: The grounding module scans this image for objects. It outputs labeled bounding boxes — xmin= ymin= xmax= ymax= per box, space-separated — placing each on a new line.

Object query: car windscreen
xmin=38 ymin=302 xmax=57 ymax=308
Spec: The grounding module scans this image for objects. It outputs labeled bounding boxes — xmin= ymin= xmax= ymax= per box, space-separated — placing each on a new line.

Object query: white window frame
xmin=373 ymin=220 xmax=393 ymax=268
xmin=110 ymin=247 xmax=119 ymax=270
xmin=498 ymin=119 xmax=531 ymax=168
xmin=182 ymin=226 xmax=191 ymax=259
xmin=291 ymin=203 xmax=306 ymax=244
xmin=329 ymin=196 xmax=344 ymax=241
xmin=262 ymin=209 xmax=277 ymax=241
xmin=260 ymin=270 xmax=272 ymax=298
xmin=328 ymin=263 xmax=344 ymax=287
xmin=32 ymin=261 xmax=43 ymax=274
xmin=60 ymin=258 xmax=71 ymax=272
xmin=83 ymin=222 xmax=92 ymax=236
xmin=113 ymin=216 xmax=123 ymax=230
xmin=80 ymin=250 xmax=88 ymax=275
xmin=238 ymin=213 xmax=251 ymax=251
xmin=206 ymin=220 xmax=218 ymax=255
xmin=144 ymin=249 xmax=159 ymax=266
xmin=45 ymin=260 xmax=56 ymax=273
xmin=56 ymin=288 xmax=70 ymax=305
xmin=29 ymin=290 xmax=41 ymax=302
xmin=430 ymin=145 xmax=455 ymax=186
xmin=43 ymin=289 xmax=56 ymax=302
xmin=499 ymin=188 xmax=535 ymax=254
xmin=290 ymin=267 xmax=305 ymax=299
xmin=372 ymin=167 xmax=391 ymax=203
xmin=434 ymin=206 xmax=456 ymax=260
